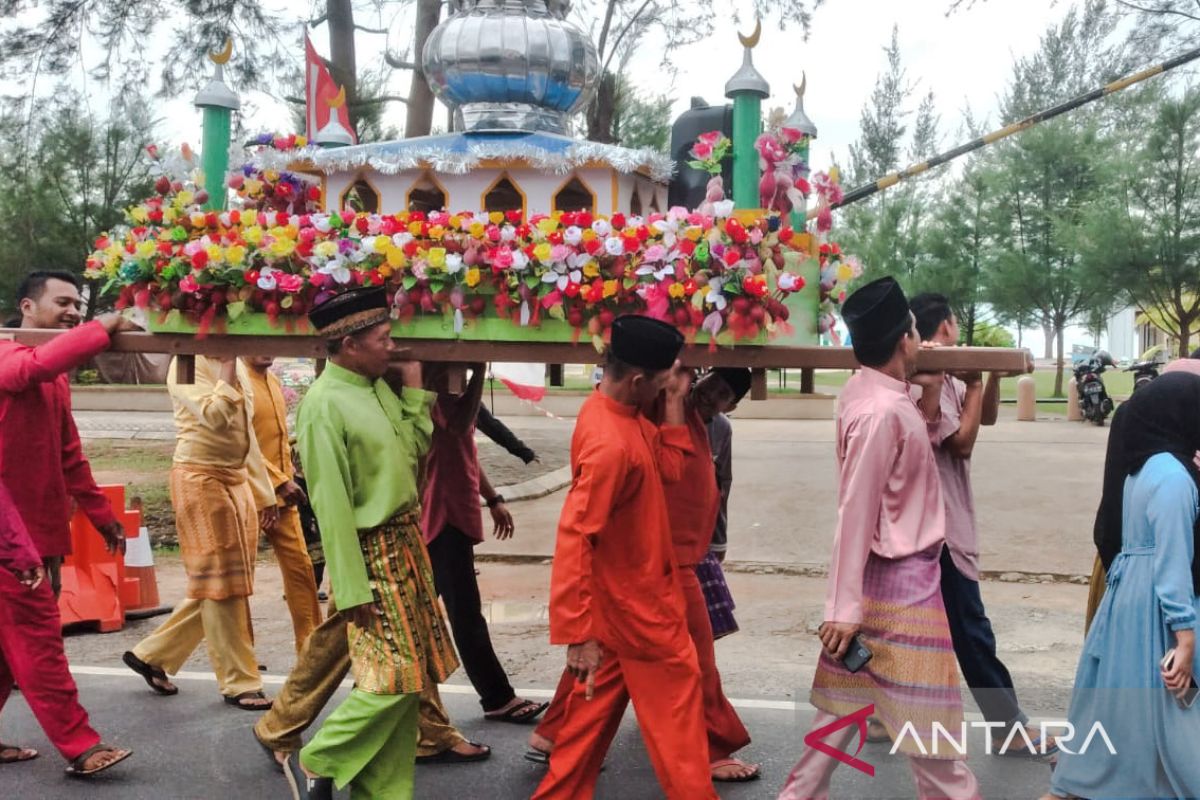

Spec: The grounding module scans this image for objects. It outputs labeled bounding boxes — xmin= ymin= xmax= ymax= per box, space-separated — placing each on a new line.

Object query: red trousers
xmin=532 ymin=642 xmax=716 ymax=800
xmin=536 ymin=567 xmax=750 ymax=763
xmin=0 ymin=568 xmax=101 ymax=761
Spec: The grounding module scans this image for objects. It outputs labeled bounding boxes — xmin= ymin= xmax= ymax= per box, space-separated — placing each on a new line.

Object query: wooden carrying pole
xmin=1 ymin=329 xmax=1034 ymax=373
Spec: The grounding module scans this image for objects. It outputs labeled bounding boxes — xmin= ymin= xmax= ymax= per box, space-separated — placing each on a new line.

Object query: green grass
xmin=84 ymin=441 xmax=176 ymax=541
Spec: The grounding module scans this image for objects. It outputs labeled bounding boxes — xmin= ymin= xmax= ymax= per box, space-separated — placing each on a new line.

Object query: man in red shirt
xmin=1 ymin=271 xmax=129 ymax=594
xmin=0 ymin=274 xmax=136 ymax=777
xmin=421 ymin=362 xmax=548 ymax=726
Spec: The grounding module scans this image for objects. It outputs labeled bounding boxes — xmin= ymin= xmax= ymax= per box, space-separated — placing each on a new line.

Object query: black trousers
xmin=939 ymin=546 xmax=1027 ymax=729
xmin=426 ymin=525 xmax=515 ymax=712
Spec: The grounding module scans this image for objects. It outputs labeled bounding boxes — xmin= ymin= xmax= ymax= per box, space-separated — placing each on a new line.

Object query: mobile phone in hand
xmin=1160 ymin=649 xmax=1199 ymax=709
xmin=841 ymin=635 xmax=873 ymax=674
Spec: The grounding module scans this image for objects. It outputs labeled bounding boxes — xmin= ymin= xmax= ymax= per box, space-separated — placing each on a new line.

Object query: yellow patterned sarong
xmin=349 ymin=508 xmax=459 ymax=695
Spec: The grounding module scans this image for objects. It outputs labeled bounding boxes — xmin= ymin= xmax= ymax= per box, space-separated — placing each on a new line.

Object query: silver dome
xmin=421 ymin=0 xmax=600 ymax=135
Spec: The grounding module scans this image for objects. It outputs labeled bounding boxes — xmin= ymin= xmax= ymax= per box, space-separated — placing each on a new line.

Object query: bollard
xmin=1067 ymin=380 xmax=1082 ymax=421
xmin=1016 ymin=376 xmax=1037 ymax=421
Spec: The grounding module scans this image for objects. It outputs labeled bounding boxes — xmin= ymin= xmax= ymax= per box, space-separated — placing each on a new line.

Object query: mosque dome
xmin=421 ymin=0 xmax=600 ymax=135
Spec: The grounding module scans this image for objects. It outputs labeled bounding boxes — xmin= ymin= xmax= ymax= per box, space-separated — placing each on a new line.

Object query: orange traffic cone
xmin=122 ymin=498 xmax=161 ymax=613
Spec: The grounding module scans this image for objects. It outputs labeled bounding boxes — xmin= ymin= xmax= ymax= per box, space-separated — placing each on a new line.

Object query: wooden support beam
xmin=0 ymin=329 xmax=1035 ymax=373
xmin=547 ymin=363 xmax=565 ymax=387
xmin=800 ymin=367 xmax=814 ymax=394
xmin=750 ymin=368 xmax=768 ymax=401
xmin=446 ymin=364 xmax=467 ymax=394
xmin=175 ymin=354 xmax=195 ymax=384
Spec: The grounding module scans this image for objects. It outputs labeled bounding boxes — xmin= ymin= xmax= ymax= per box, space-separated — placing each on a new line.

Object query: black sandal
xmin=484 ymin=699 xmax=549 ymax=724
xmin=64 ymin=743 xmax=132 ymax=777
xmin=283 ymin=754 xmax=333 ymax=800
xmin=224 ymin=690 xmax=273 ymax=711
xmin=415 ymin=741 xmax=491 ymax=764
xmin=122 ymin=651 xmax=178 ymax=696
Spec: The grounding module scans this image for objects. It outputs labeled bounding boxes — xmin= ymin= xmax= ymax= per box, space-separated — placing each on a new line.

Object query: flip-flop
xmin=0 ymin=744 xmax=37 ymax=764
xmin=711 ymin=758 xmax=762 ymax=782
xmin=996 ymin=734 xmax=1059 ymax=759
xmin=523 ymin=748 xmax=550 ymax=766
xmin=224 ymin=690 xmax=273 ymax=711
xmin=415 ymin=741 xmax=492 ymax=764
xmin=64 ymin=744 xmax=132 ymax=777
xmin=122 ymin=651 xmax=178 ymax=696
xmin=484 ymin=699 xmax=550 ymax=725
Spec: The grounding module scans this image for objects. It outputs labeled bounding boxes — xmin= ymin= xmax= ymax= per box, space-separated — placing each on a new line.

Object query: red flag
xmin=305 ymin=35 xmax=356 ymax=144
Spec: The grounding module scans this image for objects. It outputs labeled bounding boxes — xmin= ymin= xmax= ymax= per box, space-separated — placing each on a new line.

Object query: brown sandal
xmin=0 ymin=744 xmax=37 ymax=764
xmin=65 ymin=743 xmax=132 ymax=777
xmin=224 ymin=690 xmax=273 ymax=710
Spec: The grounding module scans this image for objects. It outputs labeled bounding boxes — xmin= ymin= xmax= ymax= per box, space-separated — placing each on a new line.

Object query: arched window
xmin=482 ymin=174 xmax=525 ymax=219
xmin=406 ymin=172 xmax=447 ymax=213
xmin=648 ymin=189 xmax=661 ymax=213
xmin=552 ymin=175 xmax=595 ymax=214
xmin=341 ymin=175 xmax=380 ymax=213
xmin=629 ymin=188 xmax=643 ymax=216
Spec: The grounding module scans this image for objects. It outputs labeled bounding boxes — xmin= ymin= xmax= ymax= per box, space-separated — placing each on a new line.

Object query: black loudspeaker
xmin=667 ymin=97 xmax=735 ymax=211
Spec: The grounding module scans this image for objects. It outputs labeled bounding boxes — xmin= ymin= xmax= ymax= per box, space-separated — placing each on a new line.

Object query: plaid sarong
xmin=695 ymin=552 xmax=738 ymax=639
xmin=810 ymin=544 xmax=965 ymax=759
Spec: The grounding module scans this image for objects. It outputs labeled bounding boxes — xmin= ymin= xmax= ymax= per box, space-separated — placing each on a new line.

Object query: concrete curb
xmin=491 ymin=465 xmax=571 ymax=503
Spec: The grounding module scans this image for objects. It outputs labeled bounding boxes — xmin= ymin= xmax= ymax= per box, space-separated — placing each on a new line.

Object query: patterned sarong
xmin=695 ymin=552 xmax=739 ymax=639
xmin=349 ymin=508 xmax=459 ymax=695
xmin=171 ymin=463 xmax=257 ymax=601
xmin=811 ymin=545 xmax=965 ymax=759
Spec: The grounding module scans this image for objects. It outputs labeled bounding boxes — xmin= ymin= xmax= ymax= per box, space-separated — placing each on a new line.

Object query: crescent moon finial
xmin=795 ymin=72 xmax=807 ymax=98
xmin=210 ymin=38 xmax=233 ymax=65
xmin=327 ymin=86 xmax=347 ymax=109
xmin=738 ymin=19 xmax=762 ymax=49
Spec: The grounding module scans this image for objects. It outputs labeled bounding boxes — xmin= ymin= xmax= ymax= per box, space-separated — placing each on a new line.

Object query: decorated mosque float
xmin=8 ymin=0 xmax=1040 ymax=377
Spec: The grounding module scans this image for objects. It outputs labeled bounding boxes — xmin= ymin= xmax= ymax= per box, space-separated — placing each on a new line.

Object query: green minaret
xmin=193 ymin=41 xmax=240 ymax=211
xmin=723 ymin=21 xmax=770 ymax=211
xmin=784 ymin=73 xmax=818 ymax=231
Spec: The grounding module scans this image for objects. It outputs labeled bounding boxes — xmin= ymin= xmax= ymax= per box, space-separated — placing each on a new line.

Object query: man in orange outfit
xmin=529 ymin=366 xmax=760 ymax=785
xmin=531 ymin=315 xmax=716 ymax=800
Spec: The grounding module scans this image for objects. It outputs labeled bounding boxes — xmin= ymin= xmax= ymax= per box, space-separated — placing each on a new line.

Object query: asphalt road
xmin=3 ymin=667 xmax=1058 ymax=800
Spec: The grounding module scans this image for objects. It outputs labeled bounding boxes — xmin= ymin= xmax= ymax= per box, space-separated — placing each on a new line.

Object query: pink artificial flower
xmin=697 ymin=131 xmax=721 ymax=145
xmin=179 ymin=274 xmax=199 ymax=293
xmin=781 ymin=127 xmax=803 ymax=144
xmin=277 ymin=273 xmax=304 ymax=293
xmin=693 ymin=141 xmax=714 ymax=159
xmin=492 ymin=248 xmax=514 ymax=269
xmin=817 ymin=205 xmax=833 ymax=233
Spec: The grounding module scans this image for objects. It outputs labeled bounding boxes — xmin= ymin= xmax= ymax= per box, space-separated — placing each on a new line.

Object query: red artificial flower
xmin=229 ymin=210 xmax=241 ymax=225
xmin=403 ymin=240 xmax=420 ymax=258
xmin=355 ymin=217 xmax=370 ymax=234
xmin=779 ymin=227 xmax=794 ymax=243
xmin=340 ymin=210 xmax=356 ymax=227
xmin=723 ymin=249 xmax=741 ymax=267
xmin=245 ymin=269 xmax=260 ymax=284
xmin=635 ymin=225 xmax=650 ymax=242
xmin=678 ymin=239 xmax=696 ymax=257
xmin=275 ymin=183 xmax=293 ymax=199
xmin=683 ymin=279 xmax=698 ymax=296
xmin=157 ymin=241 xmax=173 ymax=255
xmin=411 ymin=211 xmax=427 ymax=223
xmin=516 ymin=223 xmax=532 ymax=239
xmin=547 ymin=231 xmax=564 ymax=246
xmin=505 ymin=210 xmax=522 ymax=224
xmin=191 ymin=251 xmax=209 ymax=270
xmin=611 ymin=213 xmax=626 ymax=230
xmin=622 ymin=235 xmax=639 ymax=253
xmin=577 ymin=211 xmax=593 ymax=228
xmin=206 ymin=212 xmax=219 ymax=228
xmin=148 ymin=209 xmax=163 ymax=223
xmin=561 ymin=212 xmax=577 ymax=227
xmin=564 ymin=282 xmax=581 ymax=298
xmin=583 ymin=239 xmax=602 ymax=256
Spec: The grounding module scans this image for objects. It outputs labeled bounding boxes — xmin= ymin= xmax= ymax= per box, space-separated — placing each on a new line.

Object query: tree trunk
xmin=1053 ymin=323 xmax=1066 ymax=398
xmin=1042 ymin=320 xmax=1054 ymax=361
xmin=1180 ymin=320 xmax=1193 ymax=359
xmin=964 ymin=304 xmax=976 ymax=346
xmin=405 ymin=0 xmax=443 ymax=138
xmin=586 ymin=72 xmax=617 ymax=143
xmin=326 ymin=0 xmax=358 ymax=129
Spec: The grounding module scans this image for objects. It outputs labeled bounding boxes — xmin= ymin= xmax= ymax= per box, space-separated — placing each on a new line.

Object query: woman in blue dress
xmin=1044 ymin=372 xmax=1200 ymax=800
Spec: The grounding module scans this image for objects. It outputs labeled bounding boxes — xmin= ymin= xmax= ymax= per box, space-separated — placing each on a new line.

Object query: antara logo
xmin=803 ymin=704 xmax=876 ymax=777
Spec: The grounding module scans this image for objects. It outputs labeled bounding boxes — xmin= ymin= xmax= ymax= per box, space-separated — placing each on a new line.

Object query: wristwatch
xmin=486 ymin=494 xmax=506 ymax=508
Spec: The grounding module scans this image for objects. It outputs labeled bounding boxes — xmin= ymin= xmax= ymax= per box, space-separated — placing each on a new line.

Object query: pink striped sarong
xmin=811 ymin=544 xmax=966 ymax=760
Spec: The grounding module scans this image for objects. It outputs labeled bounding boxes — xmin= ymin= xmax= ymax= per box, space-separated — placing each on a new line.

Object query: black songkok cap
xmin=610 ymin=314 xmax=684 ymax=371
xmin=713 ymin=367 xmax=752 ymax=403
xmin=309 ymin=286 xmax=390 ymax=339
xmin=842 ymin=276 xmax=911 ymax=353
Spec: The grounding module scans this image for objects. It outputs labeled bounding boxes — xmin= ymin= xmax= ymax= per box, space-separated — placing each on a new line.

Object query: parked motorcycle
xmin=1126 ymin=344 xmax=1165 ymax=395
xmin=1073 ymin=350 xmax=1115 ymax=425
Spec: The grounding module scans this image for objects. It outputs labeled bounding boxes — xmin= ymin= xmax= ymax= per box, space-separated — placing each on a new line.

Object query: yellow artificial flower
xmin=429 ymin=224 xmax=445 ymax=239
xmin=488 ymin=212 xmax=504 ymax=225
xmin=465 ymin=267 xmax=482 ymax=287
xmin=135 ymin=241 xmax=156 ymax=260
xmin=537 ymin=218 xmax=558 ymax=235
xmin=408 ymin=221 xmax=423 ymax=236
xmin=264 ymin=170 xmax=279 ymax=182
xmin=533 ymin=242 xmax=553 ymax=263
xmin=243 ymin=225 xmax=264 ymax=246
xmin=189 ymin=212 xmax=207 ymax=228
xmin=385 ymin=245 xmax=405 ymax=268
xmin=314 ymin=240 xmax=338 ymax=259
xmin=428 ymin=247 xmax=447 ymax=269
xmin=206 ymin=244 xmax=224 ymax=263
xmin=837 ymin=263 xmax=855 ymax=283
xmin=684 ymin=226 xmax=703 ymax=241
xmin=668 ymin=282 xmax=686 ymax=299
xmin=177 ymin=190 xmax=194 ymax=206
xmin=373 ymin=236 xmax=389 ymax=254
xmin=130 ymin=206 xmax=149 ymax=224
xmin=603 ymin=280 xmax=618 ymax=298
xmin=244 ymin=178 xmax=263 ymax=196
xmin=582 ymin=261 xmax=600 ymax=279
xmin=269 ymin=238 xmax=296 ymax=258
xmin=226 ymin=245 xmax=247 ymax=265
xmin=581 ymin=229 xmax=597 ymax=242
xmin=295 ymin=135 xmax=308 ymax=147
xmin=469 ymin=221 xmax=486 ymax=238
xmin=378 ymin=264 xmax=394 ymax=278
xmin=449 ymin=215 xmax=464 ymax=229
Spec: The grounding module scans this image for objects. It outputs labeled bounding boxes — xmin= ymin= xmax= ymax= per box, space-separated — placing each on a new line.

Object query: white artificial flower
xmin=564 ymin=226 xmax=583 ymax=245
xmin=604 ymin=237 xmax=624 ymax=257
xmin=706 ymin=277 xmax=727 ymax=310
xmin=445 ymin=253 xmax=464 ymax=274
